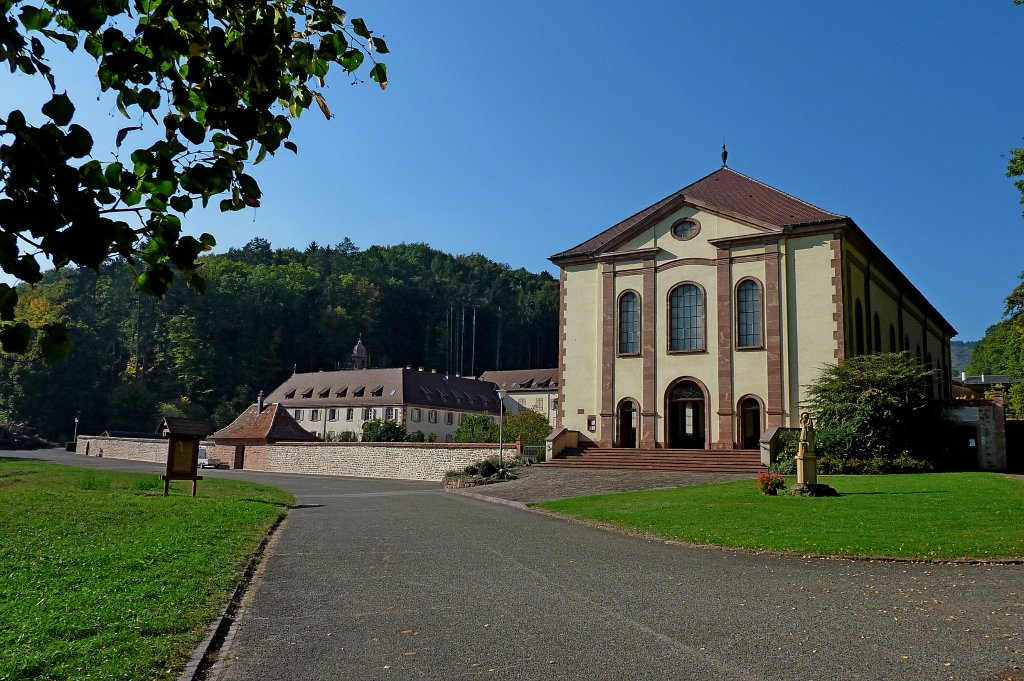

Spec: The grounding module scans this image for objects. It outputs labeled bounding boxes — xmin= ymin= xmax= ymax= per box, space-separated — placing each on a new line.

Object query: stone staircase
xmin=538 ymin=447 xmax=766 ymax=473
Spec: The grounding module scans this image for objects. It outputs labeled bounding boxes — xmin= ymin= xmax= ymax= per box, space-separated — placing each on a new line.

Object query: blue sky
xmin=4 ymin=1 xmax=1024 ymax=340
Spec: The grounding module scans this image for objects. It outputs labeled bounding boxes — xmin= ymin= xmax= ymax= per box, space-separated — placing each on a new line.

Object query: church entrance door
xmin=617 ymin=399 xmax=637 ymax=448
xmin=666 ymin=380 xmax=706 ymax=449
xmin=739 ymin=398 xmax=761 ymax=450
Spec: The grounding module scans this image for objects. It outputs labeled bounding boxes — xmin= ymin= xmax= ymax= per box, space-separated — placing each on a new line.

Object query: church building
xmin=550 ymin=161 xmax=955 ymax=451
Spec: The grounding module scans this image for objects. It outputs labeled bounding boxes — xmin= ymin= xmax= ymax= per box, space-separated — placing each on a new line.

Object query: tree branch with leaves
xmin=0 ymin=0 xmax=387 ymax=361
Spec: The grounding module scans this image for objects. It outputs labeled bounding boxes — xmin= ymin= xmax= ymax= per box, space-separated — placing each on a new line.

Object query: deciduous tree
xmin=0 ymin=0 xmax=387 ymax=360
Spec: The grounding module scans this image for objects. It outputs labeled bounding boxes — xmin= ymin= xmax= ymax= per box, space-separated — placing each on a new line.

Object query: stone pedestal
xmin=795 ymin=452 xmax=817 ymax=485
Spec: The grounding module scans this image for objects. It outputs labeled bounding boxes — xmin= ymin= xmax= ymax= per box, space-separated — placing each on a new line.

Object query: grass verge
xmin=536 ymin=472 xmax=1024 ymax=560
xmin=0 ymin=458 xmax=293 ymax=681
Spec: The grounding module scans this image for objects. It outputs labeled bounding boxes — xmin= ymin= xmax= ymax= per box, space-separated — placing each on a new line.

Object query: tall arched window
xmin=872 ymin=312 xmax=881 ymax=352
xmin=669 ymin=284 xmax=704 ymax=351
xmin=736 ymin=279 xmax=762 ymax=349
xmin=854 ymin=300 xmax=865 ymax=355
xmin=618 ymin=291 xmax=640 ymax=355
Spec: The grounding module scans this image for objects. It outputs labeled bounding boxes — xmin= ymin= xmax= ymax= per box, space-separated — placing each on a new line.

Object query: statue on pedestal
xmin=796 ymin=412 xmax=817 ymax=485
xmin=791 ymin=412 xmax=838 ymax=497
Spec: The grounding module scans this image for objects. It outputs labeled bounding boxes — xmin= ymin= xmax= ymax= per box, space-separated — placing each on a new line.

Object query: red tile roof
xmin=550 ymin=167 xmax=844 ymax=261
xmin=211 ymin=403 xmax=318 ymax=442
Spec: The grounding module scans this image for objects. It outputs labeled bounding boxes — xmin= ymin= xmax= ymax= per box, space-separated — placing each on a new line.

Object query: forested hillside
xmin=950 ymin=340 xmax=977 ymax=374
xmin=965 ymin=273 xmax=1024 ymax=415
xmin=0 ymin=239 xmax=558 ymax=440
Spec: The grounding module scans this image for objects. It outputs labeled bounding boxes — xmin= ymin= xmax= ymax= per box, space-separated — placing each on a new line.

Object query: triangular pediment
xmin=551 ymin=167 xmax=845 ymax=262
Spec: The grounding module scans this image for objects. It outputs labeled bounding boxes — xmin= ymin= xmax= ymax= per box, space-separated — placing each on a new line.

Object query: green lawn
xmin=0 ymin=458 xmax=293 ymax=681
xmin=536 ymin=472 xmax=1024 ymax=560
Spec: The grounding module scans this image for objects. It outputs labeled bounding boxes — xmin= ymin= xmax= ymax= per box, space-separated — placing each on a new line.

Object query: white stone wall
xmin=250 ymin=442 xmax=510 ymax=481
xmin=75 ymin=436 xmax=167 ymax=463
xmin=74 ymin=436 xmax=512 ymax=481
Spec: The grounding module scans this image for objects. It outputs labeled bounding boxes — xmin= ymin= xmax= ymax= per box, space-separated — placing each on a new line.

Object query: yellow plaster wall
xmin=561 ymin=263 xmax=602 ymax=443
xmin=783 ymin=234 xmax=838 ymax=421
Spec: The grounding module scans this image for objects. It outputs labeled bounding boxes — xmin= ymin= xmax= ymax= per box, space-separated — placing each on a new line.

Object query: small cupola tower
xmin=351 ymin=334 xmax=369 ymax=370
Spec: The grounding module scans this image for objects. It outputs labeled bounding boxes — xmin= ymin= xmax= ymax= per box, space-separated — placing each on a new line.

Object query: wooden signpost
xmin=157 ymin=417 xmax=213 ymax=497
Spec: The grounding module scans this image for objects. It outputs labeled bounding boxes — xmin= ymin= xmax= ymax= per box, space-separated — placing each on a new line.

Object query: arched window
xmin=669 ymin=284 xmax=704 ymax=351
xmin=872 ymin=312 xmax=881 ymax=352
xmin=889 ymin=324 xmax=897 ymax=353
xmin=854 ymin=300 xmax=865 ymax=356
xmin=736 ymin=279 xmax=762 ymax=349
xmin=618 ymin=291 xmax=640 ymax=355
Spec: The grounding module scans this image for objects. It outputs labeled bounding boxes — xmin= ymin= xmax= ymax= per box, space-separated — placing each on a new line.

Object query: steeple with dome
xmin=351 ymin=334 xmax=368 ymax=370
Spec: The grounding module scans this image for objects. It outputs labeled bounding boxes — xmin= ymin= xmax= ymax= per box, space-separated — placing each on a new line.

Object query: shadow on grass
xmin=838 ymin=490 xmax=950 ymax=496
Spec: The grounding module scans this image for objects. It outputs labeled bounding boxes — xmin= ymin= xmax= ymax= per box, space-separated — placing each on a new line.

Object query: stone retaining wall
xmin=233 ymin=441 xmax=511 ymax=481
xmin=75 ymin=435 xmax=168 ymax=463
xmin=74 ymin=436 xmax=513 ymax=481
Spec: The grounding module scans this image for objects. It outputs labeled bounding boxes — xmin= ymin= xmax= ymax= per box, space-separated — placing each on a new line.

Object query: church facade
xmin=550 ymin=165 xmax=955 ymax=450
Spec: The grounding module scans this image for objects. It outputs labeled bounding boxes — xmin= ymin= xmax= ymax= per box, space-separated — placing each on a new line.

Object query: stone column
xmin=714 ymin=247 xmax=734 ymax=449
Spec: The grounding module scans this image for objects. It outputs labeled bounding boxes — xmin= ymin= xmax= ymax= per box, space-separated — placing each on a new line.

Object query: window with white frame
xmin=428 ymin=410 xmax=437 ymax=423
xmin=384 ymin=407 xmax=395 ymax=421
xmin=294 ymin=409 xmax=304 ymax=421
xmin=363 ymin=408 xmax=374 ymax=420
xmin=346 ymin=407 xmax=353 ymax=421
xmin=310 ymin=409 xmax=320 ymax=422
xmin=328 ymin=408 xmax=337 ymax=421
xmin=411 ymin=408 xmax=421 ymax=422
xmin=445 ymin=412 xmax=453 ymax=425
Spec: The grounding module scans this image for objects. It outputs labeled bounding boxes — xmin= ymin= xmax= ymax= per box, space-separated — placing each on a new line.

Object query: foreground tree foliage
xmin=967 ymin=272 xmax=1024 ymax=416
xmin=0 ymin=0 xmax=387 ymax=360
xmin=805 ymin=352 xmax=942 ymax=473
xmin=0 ymin=240 xmax=559 ymax=440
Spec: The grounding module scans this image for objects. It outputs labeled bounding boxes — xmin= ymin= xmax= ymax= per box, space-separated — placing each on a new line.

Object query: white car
xmin=198 ymin=447 xmax=211 ymax=468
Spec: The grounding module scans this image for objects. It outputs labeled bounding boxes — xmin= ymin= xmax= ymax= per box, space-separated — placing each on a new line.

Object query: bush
xmin=406 ymin=430 xmax=426 ymax=442
xmin=502 ymin=410 xmax=551 ymax=447
xmin=361 ymin=419 xmax=407 ymax=442
xmin=453 ymin=413 xmax=499 ymax=443
xmin=755 ymin=472 xmax=786 ymax=495
xmin=0 ymin=420 xmax=51 ymax=449
xmin=476 ymin=458 xmax=498 ymax=478
xmin=324 ymin=431 xmax=357 ymax=442
xmin=806 ymin=352 xmax=942 ymax=471
xmin=768 ymin=456 xmax=795 ymax=475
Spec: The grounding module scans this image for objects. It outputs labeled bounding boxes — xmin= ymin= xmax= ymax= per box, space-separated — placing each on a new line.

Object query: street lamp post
xmin=496 ymin=388 xmax=507 ymax=474
xmin=73 ymin=413 xmax=80 ymax=442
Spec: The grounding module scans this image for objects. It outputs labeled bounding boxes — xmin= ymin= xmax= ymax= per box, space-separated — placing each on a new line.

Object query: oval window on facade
xmin=671 ymin=219 xmax=699 ymax=240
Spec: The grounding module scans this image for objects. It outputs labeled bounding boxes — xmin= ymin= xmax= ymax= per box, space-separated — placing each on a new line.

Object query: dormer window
xmin=284 ymin=389 xmax=296 ymax=399
xmin=353 ymin=386 xmax=365 ymax=397
xmin=318 ymin=388 xmax=330 ymax=398
xmin=335 ymin=387 xmax=347 ymax=397
xmin=371 ymin=385 xmax=384 ymax=397
xmin=301 ymin=388 xmax=313 ymax=399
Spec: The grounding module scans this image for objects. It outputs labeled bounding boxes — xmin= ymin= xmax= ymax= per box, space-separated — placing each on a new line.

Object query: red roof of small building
xmin=211 ymin=403 xmax=317 ymax=442
xmin=550 ymin=167 xmax=844 ymax=261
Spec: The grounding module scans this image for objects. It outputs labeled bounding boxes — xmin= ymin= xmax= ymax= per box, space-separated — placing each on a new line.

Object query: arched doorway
xmin=666 ymin=380 xmax=706 ymax=449
xmin=738 ymin=397 xmax=762 ymax=450
xmin=617 ymin=399 xmax=638 ymax=448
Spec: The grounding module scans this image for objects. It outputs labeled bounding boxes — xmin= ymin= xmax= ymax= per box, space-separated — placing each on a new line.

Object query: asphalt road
xmin=6 ymin=450 xmax=1023 ymax=681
